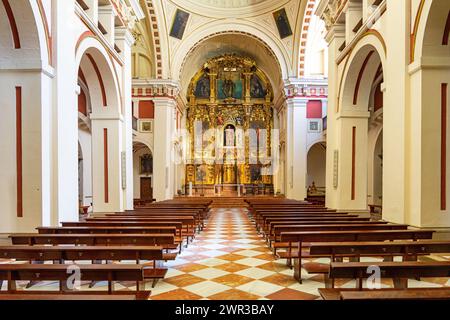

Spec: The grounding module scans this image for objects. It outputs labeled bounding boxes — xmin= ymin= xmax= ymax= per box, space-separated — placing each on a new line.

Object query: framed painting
xmin=139 ymin=120 xmax=153 ymax=133
xmin=170 ymin=9 xmax=190 ymax=40
xmin=140 ymin=154 xmax=153 ymax=175
xmin=195 ymin=73 xmax=211 ymax=98
xmin=273 ymin=8 xmax=293 ymax=39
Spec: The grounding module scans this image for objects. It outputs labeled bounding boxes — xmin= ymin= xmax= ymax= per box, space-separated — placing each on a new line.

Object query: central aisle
xmin=150 ymin=208 xmax=321 ymax=300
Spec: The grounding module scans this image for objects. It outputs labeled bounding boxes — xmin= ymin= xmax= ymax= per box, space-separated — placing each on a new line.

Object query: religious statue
xmin=224 ymin=125 xmax=235 ymax=147
xmin=222 ymin=79 xmax=235 ymax=98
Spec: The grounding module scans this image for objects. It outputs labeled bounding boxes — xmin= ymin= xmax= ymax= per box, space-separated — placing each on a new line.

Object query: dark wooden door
xmin=140 ymin=177 xmax=153 ymax=200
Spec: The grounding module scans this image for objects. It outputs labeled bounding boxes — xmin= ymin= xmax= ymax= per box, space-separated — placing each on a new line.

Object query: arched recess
xmin=75 ymin=40 xmax=124 ymax=213
xmin=414 ymin=0 xmax=450 ymax=63
xmin=307 ymin=141 xmax=326 ymax=192
xmin=133 ymin=142 xmax=154 ymax=201
xmin=332 ymin=38 xmax=385 ymax=211
xmin=407 ymin=0 xmax=450 ymax=227
xmin=78 ymin=73 xmax=93 ymax=211
xmin=0 ymin=0 xmax=52 ymax=232
xmin=171 ymin=21 xmax=292 ymax=90
xmin=76 ymin=37 xmax=122 ymax=114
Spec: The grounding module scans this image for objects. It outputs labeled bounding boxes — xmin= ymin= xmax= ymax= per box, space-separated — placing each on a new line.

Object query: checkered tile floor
xmin=3 ymin=207 xmax=450 ymax=299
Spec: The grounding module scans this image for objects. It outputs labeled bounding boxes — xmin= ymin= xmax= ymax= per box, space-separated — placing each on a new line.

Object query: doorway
xmin=140 ymin=177 xmax=153 ymax=201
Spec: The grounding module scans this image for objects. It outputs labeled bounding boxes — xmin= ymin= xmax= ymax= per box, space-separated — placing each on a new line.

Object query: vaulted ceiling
xmin=134 ymin=0 xmax=322 ymax=105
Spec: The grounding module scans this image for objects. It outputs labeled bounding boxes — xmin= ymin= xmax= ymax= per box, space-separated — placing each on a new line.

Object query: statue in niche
xmin=222 ymin=79 xmax=235 ymax=98
xmin=224 ymin=124 xmax=236 ymax=147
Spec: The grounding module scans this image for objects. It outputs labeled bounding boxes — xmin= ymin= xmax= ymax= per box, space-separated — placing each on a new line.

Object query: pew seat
xmin=319 ymin=288 xmax=450 ymax=300
xmin=0 ymin=264 xmax=148 ymax=294
xmin=0 ymin=292 xmax=150 ymax=300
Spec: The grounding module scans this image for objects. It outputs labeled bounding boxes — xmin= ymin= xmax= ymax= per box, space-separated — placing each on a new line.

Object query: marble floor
xmin=149 ymin=208 xmax=450 ymax=300
xmin=2 ymin=207 xmax=450 ymax=299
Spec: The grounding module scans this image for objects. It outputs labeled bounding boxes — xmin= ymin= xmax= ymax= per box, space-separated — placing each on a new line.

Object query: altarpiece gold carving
xmin=185 ymin=55 xmax=274 ymax=194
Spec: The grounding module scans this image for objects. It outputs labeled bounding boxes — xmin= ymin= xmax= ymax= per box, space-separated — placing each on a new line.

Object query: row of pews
xmin=246 ymin=198 xmax=450 ymax=300
xmin=0 ymin=199 xmax=211 ymax=300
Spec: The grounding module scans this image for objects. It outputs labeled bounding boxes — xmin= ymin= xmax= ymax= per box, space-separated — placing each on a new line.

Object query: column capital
xmin=132 ymin=79 xmax=180 ymax=100
xmin=285 ymin=97 xmax=308 ymax=108
xmin=325 ymin=24 xmax=345 ymax=44
xmin=336 ymin=109 xmax=370 ymax=120
xmin=115 ymin=27 xmax=135 ymax=47
xmin=284 ymin=77 xmax=328 ymax=100
xmin=153 ymin=97 xmax=177 ymax=108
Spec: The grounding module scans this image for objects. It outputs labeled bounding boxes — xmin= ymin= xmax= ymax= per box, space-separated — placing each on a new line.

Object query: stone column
xmin=153 ymin=97 xmax=176 ymax=201
xmin=90 ymin=113 xmax=125 ymax=213
xmin=115 ymin=27 xmax=135 ymax=211
xmin=52 ymin=0 xmax=79 ymax=224
xmin=323 ymin=24 xmax=345 ymax=209
xmin=284 ymin=84 xmax=308 ymax=201
xmin=333 ymin=110 xmax=370 ymax=211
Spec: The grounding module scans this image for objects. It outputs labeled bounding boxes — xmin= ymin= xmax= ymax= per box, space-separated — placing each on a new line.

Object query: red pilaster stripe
xmin=441 ymin=83 xmax=448 ymax=211
xmin=443 ymin=11 xmax=450 ymax=46
xmin=86 ymin=53 xmax=107 ymax=107
xmin=2 ymin=0 xmax=21 ymax=49
xmin=351 ymin=126 xmax=356 ymax=201
xmin=16 ymin=87 xmax=23 ymax=217
xmin=353 ymin=51 xmax=374 ymax=105
xmin=103 ymin=128 xmax=109 ymax=204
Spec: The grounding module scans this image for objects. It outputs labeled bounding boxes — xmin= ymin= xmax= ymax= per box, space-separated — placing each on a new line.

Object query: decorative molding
xmin=36 ymin=0 xmax=52 ymax=66
xmin=284 ymin=77 xmax=328 ymax=99
xmin=15 ymin=87 xmax=23 ymax=218
xmin=299 ymin=0 xmax=317 ymax=77
xmin=351 ymin=126 xmax=356 ymax=201
xmin=132 ymin=79 xmax=180 ymax=100
xmin=103 ymin=128 xmax=109 ymax=204
xmin=442 ymin=83 xmax=448 ymax=211
xmin=86 ymin=53 xmax=107 ymax=107
xmin=2 ymin=0 xmax=20 ymax=49
xmin=353 ymin=51 xmax=374 ymax=105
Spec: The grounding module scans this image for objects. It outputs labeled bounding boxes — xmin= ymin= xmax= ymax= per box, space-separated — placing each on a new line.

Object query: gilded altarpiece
xmin=185 ymin=55 xmax=274 ymax=195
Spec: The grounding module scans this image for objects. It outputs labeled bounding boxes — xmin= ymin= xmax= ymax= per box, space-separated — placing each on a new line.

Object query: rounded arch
xmin=133 ymin=139 xmax=153 ymax=156
xmin=307 ymin=141 xmax=326 ymax=189
xmin=0 ymin=0 xmax=49 ymax=65
xmin=307 ymin=137 xmax=326 ymax=153
xmin=75 ymin=37 xmax=121 ymax=114
xmin=339 ymin=35 xmax=386 ymax=112
xmin=171 ymin=21 xmax=292 ymax=84
xmin=415 ymin=0 xmax=450 ymax=61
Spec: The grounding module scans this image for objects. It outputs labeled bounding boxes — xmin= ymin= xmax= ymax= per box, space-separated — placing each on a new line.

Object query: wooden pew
xmin=60 ymin=221 xmax=187 ymax=248
xmin=255 ymin=213 xmax=357 ymax=229
xmin=0 ymin=293 xmax=145 ymax=300
xmin=259 ymin=216 xmax=371 ymax=233
xmin=309 ymin=240 xmax=450 ymax=258
xmin=0 ymin=245 xmax=176 ymax=262
xmin=265 ymin=220 xmax=386 ymax=239
xmin=0 ymin=264 xmax=149 ymax=294
xmin=328 ymin=261 xmax=450 ymax=289
xmin=78 ymin=216 xmax=195 ymax=246
xmin=10 ymin=234 xmax=177 ymax=250
xmin=37 ymin=226 xmax=178 ymax=236
xmin=0 ymin=245 xmax=173 ymax=287
xmin=306 ymin=240 xmax=450 ymax=286
xmin=279 ymin=230 xmax=435 ymax=283
xmin=319 ymin=288 xmax=450 ymax=300
xmin=270 ymin=224 xmax=409 ymax=247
